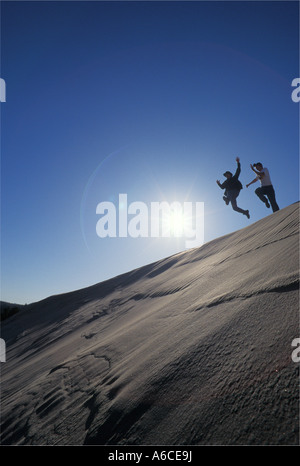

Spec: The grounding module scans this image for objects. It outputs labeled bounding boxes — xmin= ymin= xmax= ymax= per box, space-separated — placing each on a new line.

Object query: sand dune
xmin=1 ymin=202 xmax=299 ymax=445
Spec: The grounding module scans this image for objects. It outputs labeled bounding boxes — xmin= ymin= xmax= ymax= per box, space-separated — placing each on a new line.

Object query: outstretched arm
xmin=246 ymin=177 xmax=258 ymax=188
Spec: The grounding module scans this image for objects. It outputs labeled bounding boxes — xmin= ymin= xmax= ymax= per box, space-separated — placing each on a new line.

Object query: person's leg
xmin=265 ymin=186 xmax=279 ymax=212
xmin=223 ymin=189 xmax=229 ymax=205
xmin=255 ymin=187 xmax=270 ymax=208
xmin=229 ymin=191 xmax=250 ymax=218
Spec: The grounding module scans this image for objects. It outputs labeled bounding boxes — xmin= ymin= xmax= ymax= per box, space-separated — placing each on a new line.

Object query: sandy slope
xmin=0 ymin=202 xmax=299 ymax=446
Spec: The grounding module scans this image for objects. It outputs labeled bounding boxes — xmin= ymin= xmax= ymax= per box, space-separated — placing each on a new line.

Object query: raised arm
xmin=250 ymin=164 xmax=265 ymax=178
xmin=233 ymin=157 xmax=241 ymax=179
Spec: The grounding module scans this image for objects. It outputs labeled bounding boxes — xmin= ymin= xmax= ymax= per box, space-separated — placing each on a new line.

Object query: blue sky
xmin=1 ymin=0 xmax=299 ymax=304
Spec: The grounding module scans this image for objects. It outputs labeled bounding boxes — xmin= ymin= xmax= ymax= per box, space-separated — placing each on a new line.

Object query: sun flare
xmin=166 ymin=209 xmax=187 ymax=236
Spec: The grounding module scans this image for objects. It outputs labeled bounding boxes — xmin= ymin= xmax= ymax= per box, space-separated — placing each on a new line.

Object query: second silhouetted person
xmin=217 ymin=157 xmax=250 ymax=219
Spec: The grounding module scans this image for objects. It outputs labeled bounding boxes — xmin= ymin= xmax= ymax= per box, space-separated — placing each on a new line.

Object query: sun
xmin=167 ymin=208 xmax=186 ymax=237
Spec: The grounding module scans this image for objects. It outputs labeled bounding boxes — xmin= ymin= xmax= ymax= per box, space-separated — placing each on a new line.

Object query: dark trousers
xmin=255 ymin=185 xmax=279 ymax=212
xmin=226 ymin=189 xmax=248 ymax=215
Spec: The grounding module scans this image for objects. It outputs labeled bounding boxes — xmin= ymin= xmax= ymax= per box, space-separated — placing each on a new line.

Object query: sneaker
xmin=265 ymin=200 xmax=270 ymax=208
xmin=245 ymin=210 xmax=250 ymax=219
xmin=223 ymin=196 xmax=229 ymax=206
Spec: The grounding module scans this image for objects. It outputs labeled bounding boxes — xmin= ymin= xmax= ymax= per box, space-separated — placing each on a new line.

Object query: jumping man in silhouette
xmin=217 ymin=157 xmax=250 ymax=219
xmin=246 ymin=162 xmax=279 ymax=213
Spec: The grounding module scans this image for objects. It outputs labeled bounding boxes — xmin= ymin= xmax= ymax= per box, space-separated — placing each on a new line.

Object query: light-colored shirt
xmin=257 ymin=167 xmax=272 ymax=186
